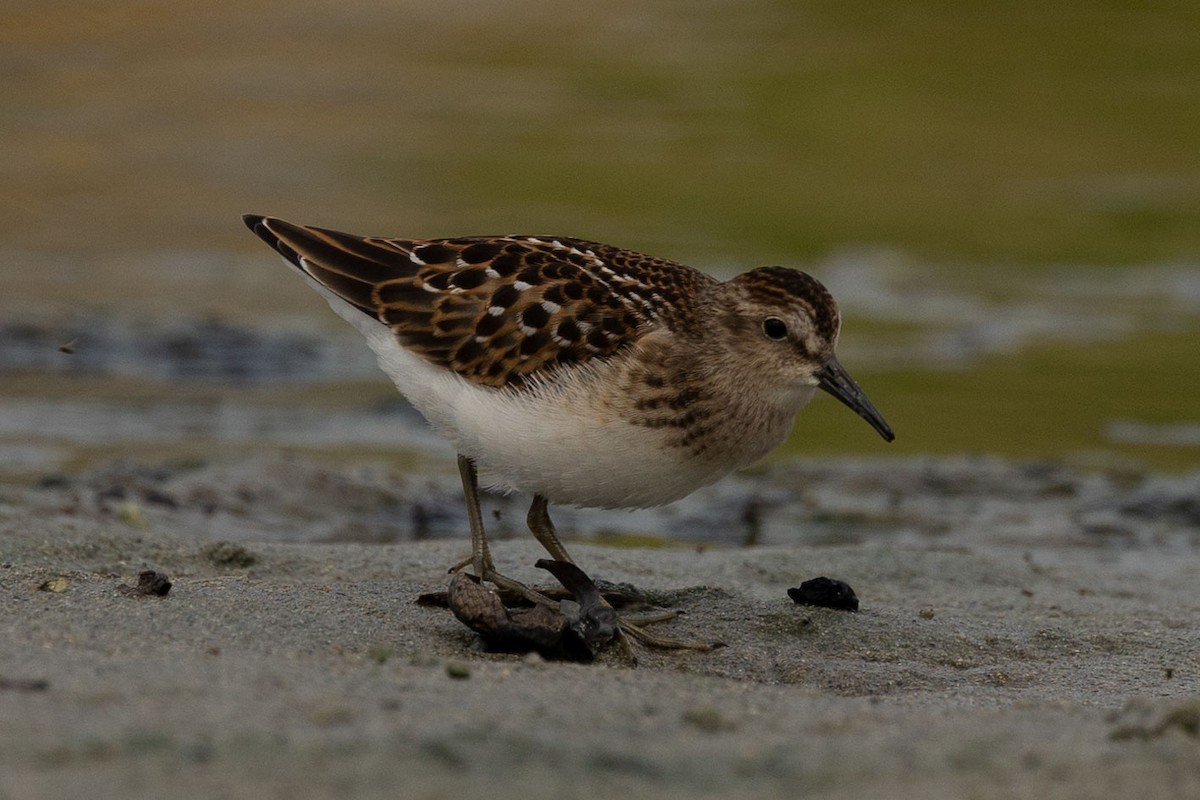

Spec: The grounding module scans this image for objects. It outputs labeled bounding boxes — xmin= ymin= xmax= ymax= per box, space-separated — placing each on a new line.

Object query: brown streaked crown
xmin=244 ymin=216 xmax=716 ymax=389
xmin=730 ymin=266 xmax=841 ymax=344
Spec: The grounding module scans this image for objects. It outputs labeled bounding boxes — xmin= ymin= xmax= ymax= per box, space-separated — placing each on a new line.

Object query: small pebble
xmin=38 ymin=577 xmax=69 ymax=593
xmin=787 ymin=577 xmax=859 ymax=611
xmin=118 ymin=570 xmax=172 ymax=597
xmin=445 ymin=660 xmax=471 ymax=680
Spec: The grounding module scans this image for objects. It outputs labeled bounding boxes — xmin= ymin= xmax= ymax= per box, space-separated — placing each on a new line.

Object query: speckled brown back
xmin=246 ymin=217 xmax=716 ymax=388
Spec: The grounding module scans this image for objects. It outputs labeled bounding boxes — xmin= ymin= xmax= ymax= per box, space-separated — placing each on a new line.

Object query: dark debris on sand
xmin=420 ymin=560 xmax=624 ymax=662
xmin=788 ymin=576 xmax=859 ymax=612
xmin=117 ymin=570 xmax=173 ymax=597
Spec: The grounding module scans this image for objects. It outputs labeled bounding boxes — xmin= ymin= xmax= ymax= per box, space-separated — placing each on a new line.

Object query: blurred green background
xmin=3 ymin=0 xmax=1199 ymax=473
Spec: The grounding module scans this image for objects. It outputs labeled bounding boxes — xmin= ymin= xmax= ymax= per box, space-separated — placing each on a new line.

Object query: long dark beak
xmin=816 ymin=357 xmax=895 ymax=442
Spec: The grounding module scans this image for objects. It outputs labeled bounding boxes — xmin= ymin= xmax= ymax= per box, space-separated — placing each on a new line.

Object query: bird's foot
xmin=521 ymin=578 xmax=722 ymax=655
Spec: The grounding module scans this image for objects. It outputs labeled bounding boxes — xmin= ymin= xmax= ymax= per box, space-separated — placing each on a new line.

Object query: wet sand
xmin=3 ymin=454 xmax=1199 ymax=798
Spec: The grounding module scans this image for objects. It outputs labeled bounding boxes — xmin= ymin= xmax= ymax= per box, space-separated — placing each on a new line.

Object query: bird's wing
xmin=244 ymin=215 xmax=713 ymax=388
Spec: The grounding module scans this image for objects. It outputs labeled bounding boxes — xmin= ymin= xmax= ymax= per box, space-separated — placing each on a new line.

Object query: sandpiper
xmin=243 ymin=216 xmax=894 ymax=645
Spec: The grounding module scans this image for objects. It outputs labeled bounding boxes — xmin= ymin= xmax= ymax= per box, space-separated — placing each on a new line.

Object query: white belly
xmin=309 ymin=277 xmax=799 ymax=509
xmin=451 ymin=377 xmax=751 ymax=509
xmin=381 ymin=334 xmax=756 ymax=508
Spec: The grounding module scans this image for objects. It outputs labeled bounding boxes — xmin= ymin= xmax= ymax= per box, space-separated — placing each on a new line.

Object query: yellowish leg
xmin=456 ymin=454 xmax=553 ymax=607
xmin=526 ymin=494 xmax=577 ymax=564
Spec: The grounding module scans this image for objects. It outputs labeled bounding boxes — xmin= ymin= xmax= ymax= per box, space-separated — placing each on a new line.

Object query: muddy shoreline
xmin=3 ymin=454 xmax=1199 ymax=798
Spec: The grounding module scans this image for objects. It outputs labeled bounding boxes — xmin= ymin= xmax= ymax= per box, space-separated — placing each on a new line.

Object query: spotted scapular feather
xmin=245 ymin=216 xmax=715 ymax=388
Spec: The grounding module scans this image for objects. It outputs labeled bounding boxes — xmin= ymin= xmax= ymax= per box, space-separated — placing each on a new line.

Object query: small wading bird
xmin=244 ymin=216 xmax=894 ymax=649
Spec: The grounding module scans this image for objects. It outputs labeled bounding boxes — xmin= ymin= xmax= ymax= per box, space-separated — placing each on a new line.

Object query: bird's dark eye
xmin=763 ymin=317 xmax=788 ymax=340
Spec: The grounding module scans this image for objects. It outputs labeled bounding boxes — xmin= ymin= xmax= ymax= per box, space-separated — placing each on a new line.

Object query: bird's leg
xmin=526 ymin=495 xmax=719 ymax=652
xmin=526 ymin=494 xmax=577 ymax=564
xmin=456 ymin=454 xmax=493 ymax=578
xmin=456 ymin=454 xmax=554 ymax=607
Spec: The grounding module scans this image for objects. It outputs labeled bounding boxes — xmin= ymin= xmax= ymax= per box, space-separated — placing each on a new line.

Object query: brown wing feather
xmin=244 ymin=215 xmax=715 ymax=388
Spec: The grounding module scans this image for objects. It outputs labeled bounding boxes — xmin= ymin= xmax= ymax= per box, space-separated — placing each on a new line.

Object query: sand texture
xmin=2 ymin=455 xmax=1199 ymax=798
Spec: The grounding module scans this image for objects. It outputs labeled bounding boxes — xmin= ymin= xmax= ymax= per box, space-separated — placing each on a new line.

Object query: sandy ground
xmin=2 ymin=454 xmax=1200 ymax=799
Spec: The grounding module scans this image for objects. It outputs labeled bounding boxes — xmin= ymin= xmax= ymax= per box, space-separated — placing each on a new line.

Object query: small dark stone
xmin=118 ymin=570 xmax=172 ymax=597
xmin=788 ymin=577 xmax=859 ymax=611
xmin=137 ymin=570 xmax=172 ymax=596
